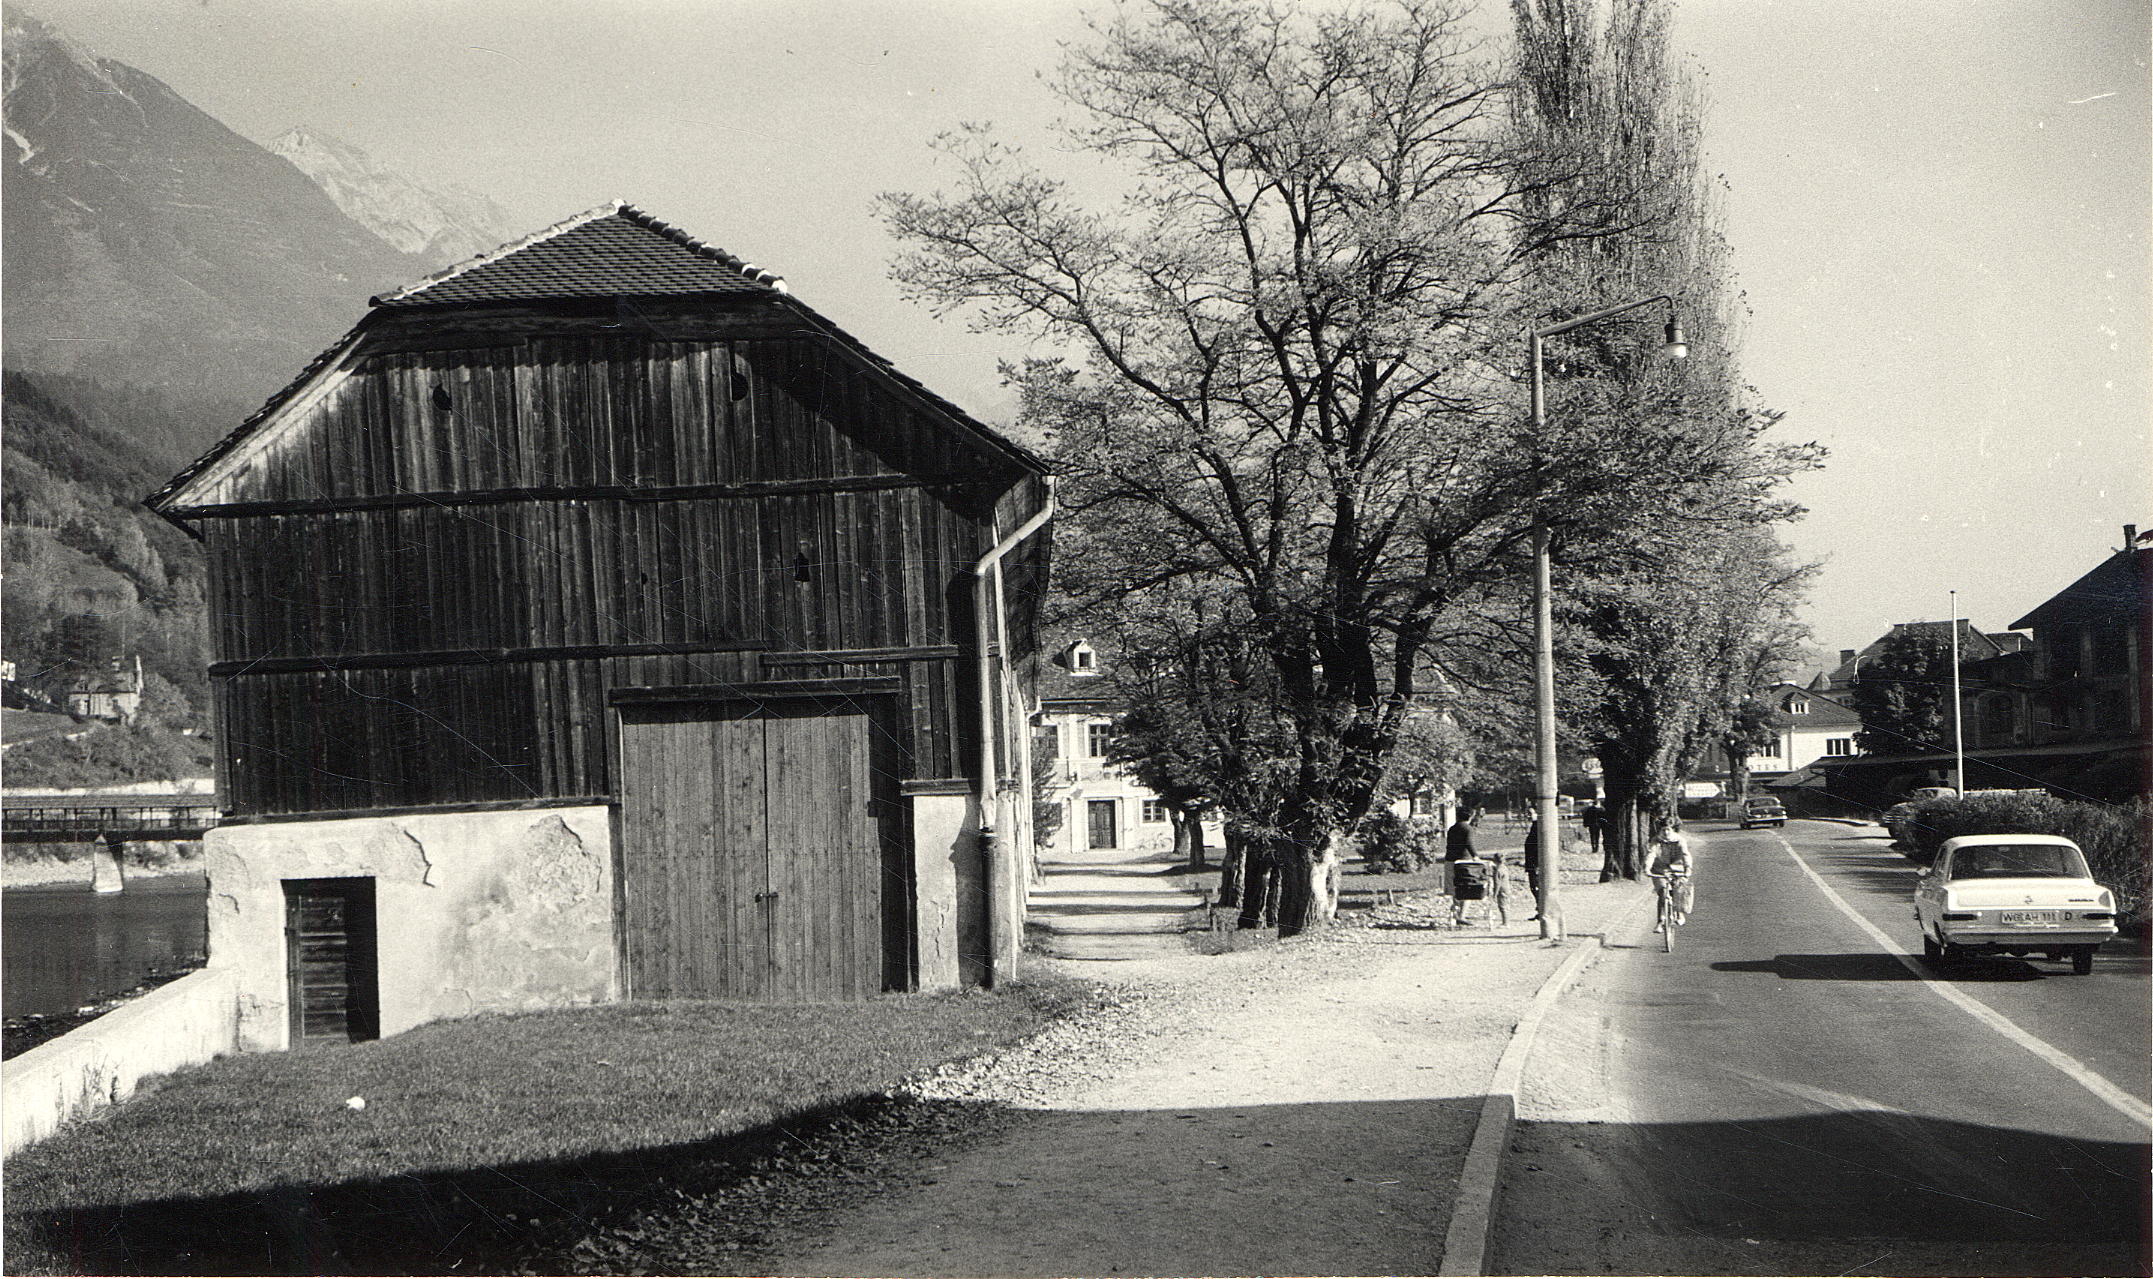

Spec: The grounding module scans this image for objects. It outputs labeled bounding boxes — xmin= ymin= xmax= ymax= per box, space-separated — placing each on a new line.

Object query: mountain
xmin=1 ymin=5 xmax=426 ymax=419
xmin=268 ymin=126 xmax=515 ymax=263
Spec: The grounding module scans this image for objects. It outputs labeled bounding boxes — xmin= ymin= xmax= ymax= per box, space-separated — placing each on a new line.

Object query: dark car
xmin=1740 ymin=797 xmax=1786 ymax=829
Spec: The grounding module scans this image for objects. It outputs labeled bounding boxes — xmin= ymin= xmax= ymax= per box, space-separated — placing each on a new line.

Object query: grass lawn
xmin=4 ymin=974 xmax=1094 ymax=1275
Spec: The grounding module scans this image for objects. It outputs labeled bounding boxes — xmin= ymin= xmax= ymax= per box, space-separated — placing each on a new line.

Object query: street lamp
xmin=1528 ymin=295 xmax=1686 ymax=942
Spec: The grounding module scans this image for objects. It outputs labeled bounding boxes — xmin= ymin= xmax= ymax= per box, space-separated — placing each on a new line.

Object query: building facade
xmin=1031 ymin=639 xmax=1180 ymax=860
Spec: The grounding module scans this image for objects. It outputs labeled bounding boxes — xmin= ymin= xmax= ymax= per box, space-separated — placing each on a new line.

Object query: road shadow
xmin=1498 ymin=1107 xmax=2149 ymax=1277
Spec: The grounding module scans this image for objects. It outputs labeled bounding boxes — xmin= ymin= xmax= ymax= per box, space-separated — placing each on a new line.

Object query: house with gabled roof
xmin=1735 ymin=680 xmax=1863 ymax=779
xmin=148 ymin=203 xmax=1053 ymax=1050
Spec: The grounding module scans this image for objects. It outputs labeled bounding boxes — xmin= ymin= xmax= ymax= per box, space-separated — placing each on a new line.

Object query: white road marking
xmin=1776 ymin=834 xmax=2150 ymax=1130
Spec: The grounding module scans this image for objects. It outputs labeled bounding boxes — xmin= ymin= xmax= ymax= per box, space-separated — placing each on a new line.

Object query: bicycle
xmin=1646 ymin=869 xmax=1690 ymax=952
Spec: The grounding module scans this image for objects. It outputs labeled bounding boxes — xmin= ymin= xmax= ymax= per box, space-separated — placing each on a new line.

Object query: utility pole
xmin=1528 ymin=296 xmax=1686 ymax=941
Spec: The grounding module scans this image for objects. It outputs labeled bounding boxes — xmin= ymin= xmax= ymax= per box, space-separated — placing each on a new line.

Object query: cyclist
xmin=1644 ymin=816 xmax=1694 ymax=931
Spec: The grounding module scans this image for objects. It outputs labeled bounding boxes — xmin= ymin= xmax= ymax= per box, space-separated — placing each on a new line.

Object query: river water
xmin=2 ymin=875 xmax=209 ymax=1019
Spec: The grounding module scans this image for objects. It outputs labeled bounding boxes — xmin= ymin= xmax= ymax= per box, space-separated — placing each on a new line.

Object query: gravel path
xmin=743 ymin=877 xmax=1645 ymax=1278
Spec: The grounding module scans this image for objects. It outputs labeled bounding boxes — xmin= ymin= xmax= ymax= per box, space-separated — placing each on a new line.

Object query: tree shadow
xmin=1711 ymin=954 xmax=2051 ymax=983
xmin=1499 ymin=1107 xmax=2149 ymax=1277
xmin=7 ymin=1094 xmax=2145 ymax=1277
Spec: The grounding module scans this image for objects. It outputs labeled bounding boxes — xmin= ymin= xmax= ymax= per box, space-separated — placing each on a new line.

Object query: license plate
xmin=1998 ymin=911 xmax=2058 ymax=925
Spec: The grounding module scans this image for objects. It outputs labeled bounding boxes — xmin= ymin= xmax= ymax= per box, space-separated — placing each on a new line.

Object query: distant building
xmin=64 ymin=656 xmax=141 ymax=723
xmin=1803 ymin=525 xmax=2149 ymax=808
xmin=1032 ymin=638 xmax=1180 ymax=858
xmin=1737 ymin=681 xmax=1863 ymax=779
xmin=2006 ymin=524 xmax=2149 ymax=749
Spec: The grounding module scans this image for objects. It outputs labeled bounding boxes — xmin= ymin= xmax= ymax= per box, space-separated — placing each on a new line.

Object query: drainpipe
xmin=970 ymin=477 xmax=1056 ymax=988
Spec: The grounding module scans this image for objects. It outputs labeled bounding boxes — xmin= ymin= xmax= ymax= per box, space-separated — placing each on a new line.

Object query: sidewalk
xmin=751 ymin=874 xmax=1650 ymax=1278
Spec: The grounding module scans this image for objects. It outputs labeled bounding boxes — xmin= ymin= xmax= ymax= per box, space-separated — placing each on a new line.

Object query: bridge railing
xmin=1 ymin=804 xmax=221 ymax=839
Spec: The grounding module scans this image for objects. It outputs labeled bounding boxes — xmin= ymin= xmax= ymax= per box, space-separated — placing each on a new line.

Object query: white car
xmin=1913 ymin=834 xmax=2118 ymax=974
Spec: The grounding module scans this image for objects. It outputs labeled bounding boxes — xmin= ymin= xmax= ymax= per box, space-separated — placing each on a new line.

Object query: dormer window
xmin=1784 ymin=695 xmax=1809 ymax=715
xmin=1067 ymin=641 xmax=1098 ymax=675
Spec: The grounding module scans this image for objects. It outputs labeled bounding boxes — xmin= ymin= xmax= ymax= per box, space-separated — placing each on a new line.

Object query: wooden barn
xmin=148 ymin=203 xmax=1053 ymax=1050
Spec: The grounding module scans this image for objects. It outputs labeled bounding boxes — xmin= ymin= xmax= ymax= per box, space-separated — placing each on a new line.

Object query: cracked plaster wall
xmin=205 ymin=806 xmax=615 ymax=1050
xmin=911 ymin=793 xmax=985 ymax=991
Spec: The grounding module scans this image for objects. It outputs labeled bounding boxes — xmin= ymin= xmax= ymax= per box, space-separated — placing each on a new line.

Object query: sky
xmin=15 ymin=0 xmax=2151 ymax=662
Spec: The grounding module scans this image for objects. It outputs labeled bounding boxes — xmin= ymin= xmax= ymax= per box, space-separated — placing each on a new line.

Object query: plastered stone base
xmin=910 ymin=793 xmax=985 ymax=991
xmin=205 ymin=806 xmax=616 ymax=1051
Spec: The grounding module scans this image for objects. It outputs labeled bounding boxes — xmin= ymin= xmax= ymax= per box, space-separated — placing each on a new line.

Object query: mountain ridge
xmin=1 ymin=3 xmax=427 ymax=418
xmin=266 ymin=125 xmax=516 ymax=264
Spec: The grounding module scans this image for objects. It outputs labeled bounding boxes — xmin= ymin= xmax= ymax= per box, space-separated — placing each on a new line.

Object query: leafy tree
xmin=1375 ymin=712 xmax=1475 ymax=812
xmin=1506 ymin=0 xmax=1818 ymax=881
xmin=41 ymin=612 xmax=122 ymax=682
xmin=137 ymin=671 xmax=203 ymax=735
xmin=1850 ymin=628 xmax=1957 ymax=756
xmin=1093 ymin=589 xmax=1304 ymax=921
xmin=1719 ymin=693 xmax=1785 ymax=804
xmin=884 ymin=0 xmax=1761 ymax=935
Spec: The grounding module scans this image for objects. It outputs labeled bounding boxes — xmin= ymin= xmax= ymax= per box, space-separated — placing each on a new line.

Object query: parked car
xmin=1884 ymin=786 xmax=1959 ymax=846
xmin=1739 ymin=797 xmax=1786 ymax=829
xmin=1912 ymin=834 xmax=2117 ymax=974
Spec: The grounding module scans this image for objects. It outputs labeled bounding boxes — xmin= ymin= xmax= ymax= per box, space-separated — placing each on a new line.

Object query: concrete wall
xmin=204 ymin=805 xmax=617 ymax=1051
xmin=3 ymin=968 xmax=238 ymax=1156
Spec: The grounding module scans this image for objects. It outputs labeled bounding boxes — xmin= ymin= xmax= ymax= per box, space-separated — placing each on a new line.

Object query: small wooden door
xmin=1087 ymin=799 xmax=1119 ymax=849
xmin=618 ymin=695 xmax=892 ymax=1000
xmin=283 ymin=878 xmax=380 ymax=1046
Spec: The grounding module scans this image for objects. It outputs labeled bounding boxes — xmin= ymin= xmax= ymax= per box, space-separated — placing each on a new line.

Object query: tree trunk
xmin=1727 ymin=748 xmax=1751 ymax=805
xmin=1174 ymin=805 xmax=1208 ymax=871
xmin=1218 ymin=825 xmax=1246 ymax=908
xmin=1236 ymin=850 xmax=1272 ymax=930
xmin=1308 ymin=830 xmax=1346 ymax=923
xmin=1272 ymin=811 xmax=1331 ymax=937
xmin=1602 ymin=765 xmax=1645 ymax=880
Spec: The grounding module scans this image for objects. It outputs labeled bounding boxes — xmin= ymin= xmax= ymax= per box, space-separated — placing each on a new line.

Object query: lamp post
xmin=1529 ymin=295 xmax=1686 ymax=942
xmin=1949 ymin=590 xmax=1965 ymax=793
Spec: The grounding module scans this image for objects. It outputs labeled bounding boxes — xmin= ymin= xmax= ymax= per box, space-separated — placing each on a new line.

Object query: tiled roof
xmin=373 ymin=202 xmax=784 ymax=307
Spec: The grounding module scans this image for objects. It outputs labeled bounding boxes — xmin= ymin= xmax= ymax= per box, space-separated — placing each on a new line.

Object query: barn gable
xmin=149 ymin=203 xmax=1042 ymax=517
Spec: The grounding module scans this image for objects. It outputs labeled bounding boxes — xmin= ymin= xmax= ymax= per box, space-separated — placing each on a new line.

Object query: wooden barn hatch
xmin=283 ymin=877 xmax=381 ymax=1046
xmin=612 ymin=679 xmax=910 ymax=1000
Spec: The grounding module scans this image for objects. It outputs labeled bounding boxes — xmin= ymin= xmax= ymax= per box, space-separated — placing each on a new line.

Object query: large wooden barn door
xmin=617 ymin=695 xmax=889 ymax=1000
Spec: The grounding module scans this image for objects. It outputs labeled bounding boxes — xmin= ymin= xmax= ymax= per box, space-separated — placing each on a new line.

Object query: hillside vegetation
xmin=3 ymin=370 xmax=221 ymax=788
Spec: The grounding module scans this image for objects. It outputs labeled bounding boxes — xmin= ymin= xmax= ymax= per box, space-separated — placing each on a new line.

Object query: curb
xmin=1436 ymin=933 xmax=1609 ymax=1277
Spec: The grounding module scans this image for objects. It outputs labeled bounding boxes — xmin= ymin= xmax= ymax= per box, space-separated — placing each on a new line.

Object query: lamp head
xmin=1662 ymin=315 xmax=1689 ymax=360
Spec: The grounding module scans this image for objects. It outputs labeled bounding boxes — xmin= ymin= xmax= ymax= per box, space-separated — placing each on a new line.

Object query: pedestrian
xmin=1445 ymin=808 xmax=1480 ymax=862
xmin=1581 ymin=801 xmax=1607 ymax=856
xmin=1443 ymin=807 xmax=1480 ymax=909
xmin=1522 ymin=818 xmax=1545 ymax=919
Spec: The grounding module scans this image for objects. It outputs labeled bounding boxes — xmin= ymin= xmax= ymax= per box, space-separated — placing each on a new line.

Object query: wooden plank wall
xmin=193 ymin=320 xmax=1031 ymax=817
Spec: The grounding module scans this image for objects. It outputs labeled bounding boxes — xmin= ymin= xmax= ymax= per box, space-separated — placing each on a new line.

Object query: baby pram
xmin=1449 ymin=855 xmax=1503 ymax=925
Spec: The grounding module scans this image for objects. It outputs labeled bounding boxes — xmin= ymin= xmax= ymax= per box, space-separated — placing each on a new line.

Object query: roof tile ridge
xmin=614 ymin=203 xmax=789 ymax=292
xmin=369 ymin=200 xmax=631 ymax=306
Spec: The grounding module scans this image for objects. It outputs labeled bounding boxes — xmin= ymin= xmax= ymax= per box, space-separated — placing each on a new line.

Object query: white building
xmin=1741 ymin=680 xmax=1863 ymax=778
xmin=1031 ymin=639 xmax=1180 ymax=858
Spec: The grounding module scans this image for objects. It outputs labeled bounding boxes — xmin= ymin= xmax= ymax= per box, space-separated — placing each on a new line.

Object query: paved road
xmin=1494 ymin=820 xmax=2151 ymax=1278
